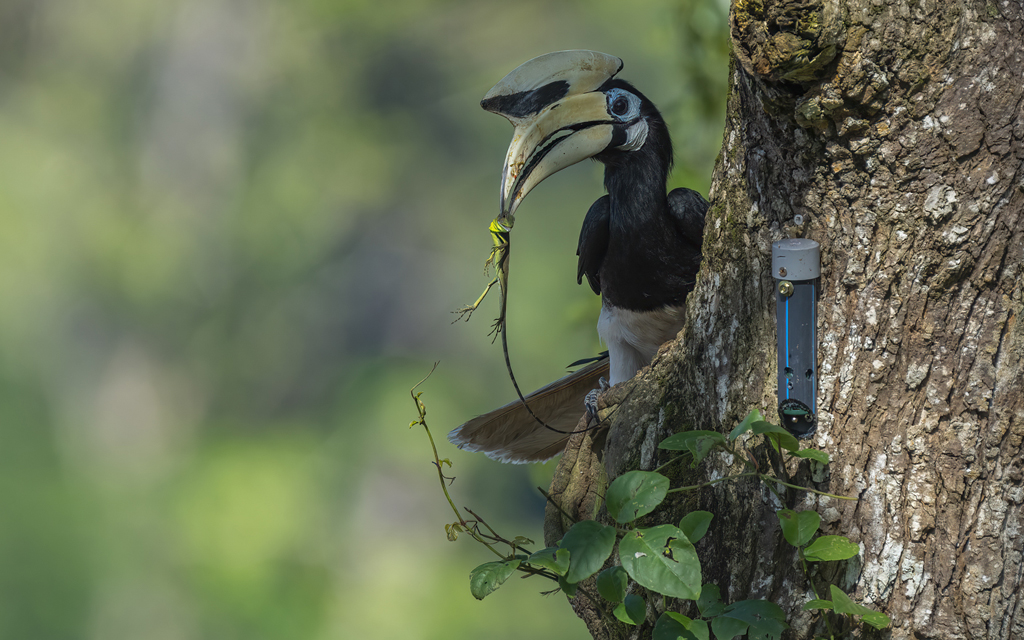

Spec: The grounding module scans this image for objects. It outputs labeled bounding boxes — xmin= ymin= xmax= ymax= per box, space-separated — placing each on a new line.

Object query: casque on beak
xmin=481 ymin=50 xmax=624 ymax=226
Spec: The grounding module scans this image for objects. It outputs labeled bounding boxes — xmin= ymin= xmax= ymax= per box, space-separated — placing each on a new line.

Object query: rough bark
xmin=545 ymin=1 xmax=1024 ymax=638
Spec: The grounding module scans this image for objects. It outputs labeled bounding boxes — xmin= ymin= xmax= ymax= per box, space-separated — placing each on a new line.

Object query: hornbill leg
xmin=584 ymin=376 xmax=612 ymax=422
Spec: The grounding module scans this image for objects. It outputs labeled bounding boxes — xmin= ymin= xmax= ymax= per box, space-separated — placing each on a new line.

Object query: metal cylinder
xmin=772 ymin=239 xmax=820 ymax=438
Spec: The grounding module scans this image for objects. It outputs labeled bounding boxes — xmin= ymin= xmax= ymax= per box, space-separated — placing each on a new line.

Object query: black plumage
xmin=578 ymin=81 xmax=706 ymax=312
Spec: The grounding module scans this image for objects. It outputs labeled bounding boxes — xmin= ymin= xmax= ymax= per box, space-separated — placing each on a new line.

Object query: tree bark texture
xmin=545 ymin=1 xmax=1024 ymax=638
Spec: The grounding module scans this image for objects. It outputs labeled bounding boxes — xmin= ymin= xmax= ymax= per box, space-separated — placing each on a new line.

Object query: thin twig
xmin=537 ymin=487 xmax=578 ymax=526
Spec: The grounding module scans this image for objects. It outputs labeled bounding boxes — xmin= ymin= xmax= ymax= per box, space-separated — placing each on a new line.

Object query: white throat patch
xmin=616 ymin=120 xmax=649 ymax=152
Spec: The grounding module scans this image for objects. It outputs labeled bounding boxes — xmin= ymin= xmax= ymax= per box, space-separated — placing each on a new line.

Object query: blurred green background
xmin=0 ymin=0 xmax=728 ymax=638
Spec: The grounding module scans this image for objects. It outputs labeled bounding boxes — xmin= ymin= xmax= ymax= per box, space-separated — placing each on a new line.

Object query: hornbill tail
xmin=447 ymin=355 xmax=609 ymax=464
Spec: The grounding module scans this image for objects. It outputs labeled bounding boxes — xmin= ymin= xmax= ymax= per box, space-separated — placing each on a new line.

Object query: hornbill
xmin=449 ymin=50 xmax=707 ymax=463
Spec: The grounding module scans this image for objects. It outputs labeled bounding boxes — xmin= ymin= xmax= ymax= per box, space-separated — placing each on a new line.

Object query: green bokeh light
xmin=0 ymin=0 xmax=728 ymax=638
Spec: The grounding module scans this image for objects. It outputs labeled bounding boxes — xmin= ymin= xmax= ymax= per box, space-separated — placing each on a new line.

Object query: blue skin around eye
xmin=604 ymin=88 xmax=641 ymax=121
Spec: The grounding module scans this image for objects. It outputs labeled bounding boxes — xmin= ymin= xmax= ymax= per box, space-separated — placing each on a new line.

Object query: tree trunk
xmin=545 ymin=1 xmax=1024 ymax=638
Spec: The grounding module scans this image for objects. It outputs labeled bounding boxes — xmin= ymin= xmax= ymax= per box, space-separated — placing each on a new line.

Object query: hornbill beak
xmin=481 ymin=50 xmax=624 ymax=224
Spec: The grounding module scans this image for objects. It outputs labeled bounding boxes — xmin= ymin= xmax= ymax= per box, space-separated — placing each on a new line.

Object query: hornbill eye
xmin=605 ymin=87 xmax=641 ymax=122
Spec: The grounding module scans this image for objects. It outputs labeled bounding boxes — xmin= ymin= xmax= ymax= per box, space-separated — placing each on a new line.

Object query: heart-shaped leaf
xmin=619 ymin=525 xmax=701 ymax=600
xmin=558 ymin=573 xmax=577 ymax=596
xmin=526 ymin=546 xmax=570 ymax=576
xmin=653 ymin=612 xmax=709 ymax=640
xmin=777 ymin=509 xmax=820 ymax=547
xmin=469 ymin=560 xmax=520 ymax=600
xmin=716 ymin=600 xmax=788 ymax=640
xmin=697 ymin=583 xmax=725 ymax=618
xmin=710 ymin=613 xmax=749 ymax=640
xmin=606 ymin=470 xmax=669 ymax=523
xmin=829 ymin=585 xmax=890 ymax=628
xmin=790 ymin=448 xmax=830 ymax=464
xmin=596 ymin=566 xmax=628 ymax=602
xmin=679 ymin=511 xmax=713 ymax=544
xmin=729 ymin=409 xmax=764 ymax=441
xmin=804 ymin=535 xmax=860 ymax=562
xmin=613 ymin=593 xmax=647 ymax=626
xmin=659 ymin=431 xmax=727 ymax=466
xmin=561 ymin=520 xmax=617 ymax=583
xmin=751 ymin=421 xmax=799 ymax=452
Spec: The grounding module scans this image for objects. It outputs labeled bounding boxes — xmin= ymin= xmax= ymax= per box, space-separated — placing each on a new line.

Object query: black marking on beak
xmin=480 ymin=80 xmax=570 ymax=119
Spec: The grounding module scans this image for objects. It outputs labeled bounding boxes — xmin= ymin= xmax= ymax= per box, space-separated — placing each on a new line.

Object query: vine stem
xmin=410 ymin=364 xmax=505 ymax=560
xmin=800 ymin=553 xmax=839 ymax=638
xmin=666 ymin=472 xmax=759 ymax=494
xmin=764 ymin=476 xmax=857 ymax=501
xmin=652 ymin=453 xmax=685 ymax=474
xmin=664 ymin=470 xmax=855 ymax=502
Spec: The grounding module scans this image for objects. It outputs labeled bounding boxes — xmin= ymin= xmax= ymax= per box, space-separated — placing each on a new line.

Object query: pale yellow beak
xmin=481 ymin=50 xmax=624 ymax=226
xmin=498 ymin=91 xmax=614 ymax=223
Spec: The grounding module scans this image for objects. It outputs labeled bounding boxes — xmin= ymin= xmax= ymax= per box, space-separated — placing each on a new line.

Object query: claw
xmin=584 ymin=389 xmax=600 ymax=422
xmin=584 ymin=377 xmax=611 ymax=423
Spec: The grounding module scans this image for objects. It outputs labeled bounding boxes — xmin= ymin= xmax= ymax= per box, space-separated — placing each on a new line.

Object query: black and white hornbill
xmin=449 ymin=50 xmax=707 ymax=463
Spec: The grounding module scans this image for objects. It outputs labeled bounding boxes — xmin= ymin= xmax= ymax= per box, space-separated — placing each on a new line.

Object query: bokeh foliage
xmin=0 ymin=0 xmax=727 ymax=638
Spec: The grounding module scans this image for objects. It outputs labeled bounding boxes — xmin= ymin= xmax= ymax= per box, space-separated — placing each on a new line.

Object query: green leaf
xmin=469 ymin=560 xmax=520 ymax=600
xmin=802 ymin=598 xmax=834 ymax=611
xmin=558 ymin=573 xmax=577 ymax=597
xmin=596 ymin=566 xmax=628 ymax=602
xmin=526 ymin=546 xmax=570 ymax=576
xmin=717 ymin=600 xmax=788 ymax=640
xmin=613 ymin=593 xmax=647 ymax=625
xmin=790 ymin=448 xmax=830 ymax=464
xmin=658 ymin=431 xmax=728 ymax=466
xmin=606 ymin=470 xmax=670 ymax=523
xmin=679 ymin=511 xmax=713 ymax=544
xmin=829 ymin=584 xmax=891 ymax=628
xmin=710 ymin=613 xmax=749 ymax=640
xmin=828 ymin=584 xmax=860 ymax=614
xmin=619 ymin=525 xmax=701 ymax=600
xmin=653 ymin=613 xmax=709 ymax=640
xmin=688 ymin=618 xmax=710 ymax=640
xmin=697 ymin=583 xmax=725 ymax=617
xmin=751 ymin=421 xmax=799 ymax=452
xmin=561 ymin=520 xmax=617 ymax=583
xmin=445 ymin=522 xmax=463 ymax=542
xmin=804 ymin=535 xmax=860 ymax=562
xmin=861 ymin=610 xmax=892 ymax=630
xmin=729 ymin=409 xmax=763 ymax=441
xmin=776 ymin=509 xmax=821 ymax=547
xmin=612 ymin=602 xmax=634 ymax=626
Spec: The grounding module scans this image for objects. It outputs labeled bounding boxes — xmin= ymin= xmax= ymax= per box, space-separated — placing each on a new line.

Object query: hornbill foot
xmin=584 ymin=377 xmax=612 ymax=423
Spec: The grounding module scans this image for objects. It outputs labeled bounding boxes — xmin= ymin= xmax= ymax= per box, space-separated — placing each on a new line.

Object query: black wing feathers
xmin=667 ymin=187 xmax=708 ymax=247
xmin=576 ymin=196 xmax=610 ymax=295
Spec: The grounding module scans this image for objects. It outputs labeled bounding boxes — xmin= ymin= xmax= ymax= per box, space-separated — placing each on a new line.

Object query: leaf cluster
xmin=422 ymin=396 xmax=891 ymax=638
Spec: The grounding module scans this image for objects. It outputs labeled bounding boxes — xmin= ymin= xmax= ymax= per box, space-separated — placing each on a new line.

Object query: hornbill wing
xmin=447 ymin=355 xmax=609 ymax=464
xmin=577 ymin=195 xmax=610 ymax=295
xmin=667 ymin=187 xmax=708 ymax=281
xmin=667 ymin=187 xmax=708 ymax=249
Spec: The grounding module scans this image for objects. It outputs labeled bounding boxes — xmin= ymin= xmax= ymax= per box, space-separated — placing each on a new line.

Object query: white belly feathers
xmin=597 ymin=303 xmax=686 ymax=385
